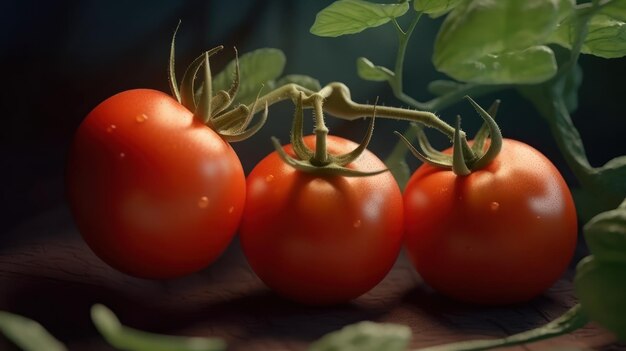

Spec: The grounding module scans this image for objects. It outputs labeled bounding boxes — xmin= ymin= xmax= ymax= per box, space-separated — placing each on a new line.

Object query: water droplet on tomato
xmin=119 ymin=152 xmax=126 ymax=159
xmin=106 ymin=124 xmax=117 ymax=133
xmin=265 ymin=174 xmax=274 ymax=182
xmin=228 ymin=206 xmax=235 ymax=214
xmin=536 ymin=215 xmax=541 ymax=220
xmin=197 ymin=196 xmax=210 ymax=209
xmin=135 ymin=114 xmax=148 ymax=123
xmin=490 ymin=201 xmax=500 ymax=211
xmin=353 ymin=219 xmax=362 ymax=228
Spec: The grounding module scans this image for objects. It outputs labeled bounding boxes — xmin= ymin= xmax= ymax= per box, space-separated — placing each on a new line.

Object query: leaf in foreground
xmin=91 ymin=304 xmax=226 ymax=351
xmin=0 ymin=311 xmax=67 ymax=351
xmin=308 ymin=321 xmax=411 ymax=351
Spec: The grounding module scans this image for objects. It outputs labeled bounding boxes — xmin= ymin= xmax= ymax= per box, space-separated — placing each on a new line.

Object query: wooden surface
xmin=0 ymin=206 xmax=623 ymax=351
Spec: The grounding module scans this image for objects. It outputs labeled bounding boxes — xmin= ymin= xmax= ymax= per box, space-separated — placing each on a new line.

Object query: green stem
xmin=311 ymin=95 xmax=329 ymax=165
xmin=546 ymin=92 xmax=594 ymax=182
xmin=390 ymin=13 xmax=424 ymax=109
xmin=414 ymin=304 xmax=588 ymax=351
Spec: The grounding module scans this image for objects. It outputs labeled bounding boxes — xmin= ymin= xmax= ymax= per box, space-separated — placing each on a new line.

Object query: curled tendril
xmin=395 ymin=97 xmax=502 ymax=175
xmin=169 ymin=26 xmax=266 ymax=142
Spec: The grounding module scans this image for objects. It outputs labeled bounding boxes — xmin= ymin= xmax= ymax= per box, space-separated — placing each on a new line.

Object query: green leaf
xmin=581 ymin=14 xmax=626 ymax=58
xmin=0 ymin=311 xmax=67 ymax=351
xmin=433 ymin=0 xmax=562 ymax=84
xmin=575 ymin=256 xmax=626 ymax=341
xmin=308 ymin=321 xmax=411 ymax=351
xmin=413 ymin=0 xmax=464 ymax=18
xmin=356 ymin=57 xmax=394 ymax=82
xmin=426 ymin=79 xmax=464 ymax=96
xmin=550 ymin=6 xmax=626 ymax=59
xmin=583 ymin=198 xmax=626 ymax=264
xmin=212 ymin=48 xmax=286 ymax=105
xmin=310 ymin=0 xmax=410 ymax=37
xmin=92 ymin=304 xmax=226 ymax=351
xmin=601 ymin=0 xmax=626 ymax=22
xmin=275 ymin=74 xmax=321 ymax=91
xmin=441 ymin=46 xmax=558 ymax=84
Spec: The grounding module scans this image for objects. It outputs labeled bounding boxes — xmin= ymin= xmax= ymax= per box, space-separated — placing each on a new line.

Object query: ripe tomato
xmin=66 ymin=89 xmax=245 ymax=279
xmin=403 ymin=138 xmax=577 ymax=304
xmin=240 ymin=135 xmax=404 ymax=305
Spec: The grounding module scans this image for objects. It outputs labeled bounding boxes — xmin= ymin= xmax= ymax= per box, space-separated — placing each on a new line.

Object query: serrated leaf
xmin=434 ymin=0 xmax=562 ymax=84
xmin=0 ymin=311 xmax=67 ymax=351
xmin=413 ymin=0 xmax=464 ymax=18
xmin=356 ymin=57 xmax=394 ymax=82
xmin=92 ymin=304 xmax=226 ymax=351
xmin=275 ymin=74 xmax=321 ymax=91
xmin=308 ymin=321 xmax=411 ymax=351
xmin=311 ymin=0 xmax=410 ymax=37
xmin=212 ymin=48 xmax=285 ymax=105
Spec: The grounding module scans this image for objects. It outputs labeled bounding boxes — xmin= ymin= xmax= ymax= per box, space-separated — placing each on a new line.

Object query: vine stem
xmin=218 ymin=82 xmax=462 ymax=141
xmin=390 ymin=14 xmax=423 ymax=109
xmin=538 ymin=2 xmax=604 ymax=185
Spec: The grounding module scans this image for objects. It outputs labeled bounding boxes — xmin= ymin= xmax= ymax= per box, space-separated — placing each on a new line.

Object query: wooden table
xmin=0 ymin=206 xmax=622 ymax=350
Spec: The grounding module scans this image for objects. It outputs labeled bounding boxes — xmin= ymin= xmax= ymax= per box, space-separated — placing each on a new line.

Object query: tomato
xmin=66 ymin=89 xmax=245 ymax=279
xmin=240 ymin=135 xmax=404 ymax=305
xmin=403 ymin=138 xmax=577 ymax=304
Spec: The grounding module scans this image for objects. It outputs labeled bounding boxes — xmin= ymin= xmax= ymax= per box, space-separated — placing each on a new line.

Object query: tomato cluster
xmin=67 ymin=85 xmax=577 ymax=305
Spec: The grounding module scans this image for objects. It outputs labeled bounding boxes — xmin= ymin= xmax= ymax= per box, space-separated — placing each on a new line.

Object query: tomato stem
xmin=311 ymin=95 xmax=330 ymax=166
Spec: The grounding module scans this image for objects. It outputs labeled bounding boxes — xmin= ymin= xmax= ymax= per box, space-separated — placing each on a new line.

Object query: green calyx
xmin=395 ymin=97 xmax=502 ymax=176
xmin=272 ymin=93 xmax=387 ymax=177
xmin=168 ymin=23 xmax=268 ymax=142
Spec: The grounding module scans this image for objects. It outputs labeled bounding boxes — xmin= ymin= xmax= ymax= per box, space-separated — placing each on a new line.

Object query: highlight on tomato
xmin=397 ymin=98 xmax=578 ymax=305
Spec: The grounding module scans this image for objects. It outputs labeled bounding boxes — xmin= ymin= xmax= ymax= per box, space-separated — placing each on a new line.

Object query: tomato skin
xmin=66 ymin=89 xmax=245 ymax=279
xmin=240 ymin=135 xmax=404 ymax=305
xmin=403 ymin=139 xmax=577 ymax=305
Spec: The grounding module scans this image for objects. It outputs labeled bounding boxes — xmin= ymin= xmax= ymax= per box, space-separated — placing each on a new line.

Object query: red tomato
xmin=240 ymin=135 xmax=404 ymax=305
xmin=66 ymin=89 xmax=245 ymax=279
xmin=403 ymin=138 xmax=577 ymax=304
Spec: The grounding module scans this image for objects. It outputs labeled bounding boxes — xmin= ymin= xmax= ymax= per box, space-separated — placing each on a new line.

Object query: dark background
xmin=2 ymin=0 xmax=626 ymax=245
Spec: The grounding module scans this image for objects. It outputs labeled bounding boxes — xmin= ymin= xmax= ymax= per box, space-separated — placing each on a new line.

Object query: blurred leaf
xmin=0 ymin=311 xmax=67 ymax=351
xmin=92 ymin=304 xmax=226 ymax=351
xmin=561 ymin=63 xmax=582 ymax=112
xmin=583 ymin=198 xmax=626 ymax=264
xmin=433 ymin=0 xmax=562 ymax=84
xmin=308 ymin=321 xmax=411 ymax=351
xmin=212 ymin=48 xmax=286 ymax=105
xmin=575 ymin=256 xmax=626 ymax=341
xmin=427 ymin=79 xmax=463 ymax=96
xmin=356 ymin=57 xmax=394 ymax=82
xmin=275 ymin=74 xmax=321 ymax=91
xmin=442 ymin=46 xmax=557 ymax=84
xmin=310 ymin=0 xmax=410 ymax=37
xmin=413 ymin=0 xmax=464 ymax=18
xmin=601 ymin=0 xmax=626 ymax=22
